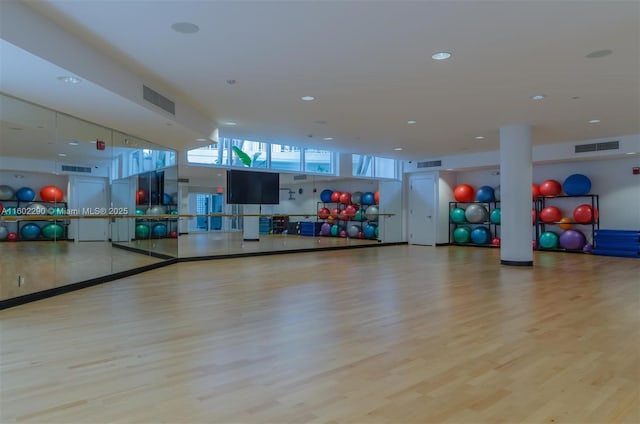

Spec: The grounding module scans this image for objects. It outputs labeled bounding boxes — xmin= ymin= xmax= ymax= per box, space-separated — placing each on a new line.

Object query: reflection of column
xmin=243 ymin=204 xmax=260 ymax=241
xmin=500 ymin=125 xmax=533 ymax=266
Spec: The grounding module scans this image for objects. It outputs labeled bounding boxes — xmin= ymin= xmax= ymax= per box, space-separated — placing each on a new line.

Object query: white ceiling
xmin=2 ymin=1 xmax=640 ymax=160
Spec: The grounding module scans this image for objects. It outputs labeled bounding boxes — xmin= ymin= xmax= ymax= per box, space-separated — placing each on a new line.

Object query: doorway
xmin=408 ymin=173 xmax=436 ymax=245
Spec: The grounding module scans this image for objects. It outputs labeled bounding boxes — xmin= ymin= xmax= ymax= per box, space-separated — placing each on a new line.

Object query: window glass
xmin=271 ymin=143 xmax=301 ymax=171
xmin=304 ymin=149 xmax=332 ymax=174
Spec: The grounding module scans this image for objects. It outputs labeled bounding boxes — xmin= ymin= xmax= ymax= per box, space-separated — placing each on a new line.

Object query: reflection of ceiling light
xmin=301 ymin=96 xmax=315 ymax=101
xmin=196 ymin=138 xmax=209 ymax=142
xmin=626 ymin=152 xmax=636 ymax=155
xmin=407 ymin=120 xmax=417 ymax=125
xmin=474 ymin=136 xmax=485 ymax=140
xmin=57 ymin=76 xmax=81 ymax=84
xmin=323 ymin=137 xmax=334 ymax=141
xmin=431 ymin=52 xmax=452 ymax=60
xmin=530 ymin=94 xmax=545 ymax=100
xmin=586 ymin=49 xmax=613 ymax=59
xmin=68 ymin=141 xmax=79 ymax=146
xmin=226 ymin=79 xmax=237 ymax=85
xmin=224 ymin=121 xmax=237 ymax=126
xmin=171 ymin=22 xmax=199 ymax=34
xmin=58 ymin=153 xmax=67 ymax=157
xmin=394 ymin=147 xmax=403 ymax=151
xmin=588 ymin=119 xmax=601 ymax=124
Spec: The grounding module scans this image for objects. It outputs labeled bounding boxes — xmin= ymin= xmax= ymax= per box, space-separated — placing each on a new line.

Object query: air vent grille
xmin=293 ymin=174 xmax=308 ymax=181
xmin=61 ymin=165 xmax=92 ymax=173
xmin=143 ymin=85 xmax=175 ymax=115
xmin=417 ymin=160 xmax=442 ymax=168
xmin=575 ymin=141 xmax=619 ymax=153
xmin=177 ymin=178 xmax=190 ymax=183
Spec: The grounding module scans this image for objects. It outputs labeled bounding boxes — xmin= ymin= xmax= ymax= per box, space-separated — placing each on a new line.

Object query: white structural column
xmin=243 ymin=204 xmax=260 ymax=241
xmin=499 ymin=125 xmax=533 ymax=266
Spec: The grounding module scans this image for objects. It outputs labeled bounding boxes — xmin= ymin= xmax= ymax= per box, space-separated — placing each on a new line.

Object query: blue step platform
xmin=593 ymin=229 xmax=640 ymax=258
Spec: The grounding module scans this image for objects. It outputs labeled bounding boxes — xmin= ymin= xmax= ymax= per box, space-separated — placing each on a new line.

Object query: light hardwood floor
xmin=1 ymin=246 xmax=638 ymax=423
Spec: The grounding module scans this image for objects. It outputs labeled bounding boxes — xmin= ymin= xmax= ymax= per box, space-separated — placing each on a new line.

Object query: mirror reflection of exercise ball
xmin=0 ymin=185 xmax=15 ymax=200
xmin=26 ymin=202 xmax=48 ymax=215
xmin=0 ymin=226 xmax=8 ymax=240
xmin=494 ymin=186 xmax=500 ymax=201
xmin=351 ymin=191 xmax=362 ymax=205
xmin=365 ymin=205 xmax=379 ymax=221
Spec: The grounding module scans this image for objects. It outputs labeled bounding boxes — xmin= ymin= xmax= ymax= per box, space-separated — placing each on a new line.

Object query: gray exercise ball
xmin=365 ymin=205 xmax=379 ymax=221
xmin=465 ymin=204 xmax=489 ymax=223
xmin=0 ymin=185 xmax=14 ymax=200
xmin=0 ymin=226 xmax=8 ymax=240
xmin=26 ymin=202 xmax=48 ymax=215
xmin=494 ymin=185 xmax=500 ymax=201
xmin=351 ymin=191 xmax=363 ymax=205
xmin=347 ymin=224 xmax=361 ymax=238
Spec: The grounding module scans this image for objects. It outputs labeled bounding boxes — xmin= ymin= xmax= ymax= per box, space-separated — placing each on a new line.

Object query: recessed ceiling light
xmin=224 ymin=121 xmax=237 ymax=126
xmin=394 ymin=147 xmax=403 ymax=151
xmin=407 ymin=120 xmax=417 ymax=125
xmin=301 ymin=96 xmax=315 ymax=101
xmin=171 ymin=22 xmax=199 ymax=34
xmin=586 ymin=49 xmax=613 ymax=59
xmin=57 ymin=76 xmax=81 ymax=84
xmin=323 ymin=137 xmax=334 ymax=141
xmin=58 ymin=153 xmax=67 ymax=157
xmin=531 ymin=95 xmax=546 ymax=100
xmin=431 ymin=52 xmax=452 ymax=60
xmin=588 ymin=119 xmax=601 ymax=124
xmin=474 ymin=136 xmax=485 ymax=140
xmin=68 ymin=141 xmax=79 ymax=146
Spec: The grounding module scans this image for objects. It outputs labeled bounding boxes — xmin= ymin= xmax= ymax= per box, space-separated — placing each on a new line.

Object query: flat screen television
xmin=226 ymin=169 xmax=280 ymax=205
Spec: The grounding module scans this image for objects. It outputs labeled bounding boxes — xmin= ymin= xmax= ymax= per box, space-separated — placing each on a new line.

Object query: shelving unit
xmin=535 ymin=194 xmax=599 ymax=252
xmin=271 ymin=215 xmax=289 ymax=234
xmin=448 ymin=201 xmax=500 ymax=247
xmin=1 ymin=200 xmax=69 ymax=241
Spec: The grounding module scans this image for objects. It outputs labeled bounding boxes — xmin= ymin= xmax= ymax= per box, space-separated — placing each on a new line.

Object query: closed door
xmin=408 ymin=174 xmax=436 ymax=245
xmin=77 ymin=179 xmax=108 ymax=241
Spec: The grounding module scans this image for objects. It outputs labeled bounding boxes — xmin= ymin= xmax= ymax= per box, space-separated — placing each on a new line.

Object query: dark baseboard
xmin=436 ymin=243 xmax=450 ymax=247
xmin=243 ymin=238 xmax=260 ymax=242
xmin=111 ymin=243 xmax=176 ymax=260
xmin=501 ymin=260 xmax=533 ymax=266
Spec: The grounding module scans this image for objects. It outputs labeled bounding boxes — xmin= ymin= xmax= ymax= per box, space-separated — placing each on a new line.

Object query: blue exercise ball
xmin=470 ymin=226 xmax=491 ymax=244
xmin=361 ymin=192 xmax=375 ymax=205
xmin=364 ymin=223 xmax=377 ymax=239
xmin=162 ymin=193 xmax=172 ymax=205
xmin=16 ymin=187 xmax=36 ymax=202
xmin=563 ymin=174 xmax=591 ymax=196
xmin=476 ymin=186 xmax=495 ymax=202
xmin=320 ymin=189 xmax=333 ymax=203
xmin=152 ymin=223 xmax=168 ymax=237
xmin=21 ymin=223 xmax=41 ymax=240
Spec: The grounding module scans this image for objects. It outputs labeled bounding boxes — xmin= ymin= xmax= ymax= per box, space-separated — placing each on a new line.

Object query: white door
xmin=408 ymin=173 xmax=436 ymax=245
xmin=378 ymin=180 xmax=404 ymax=243
xmin=77 ymin=178 xmax=108 ymax=241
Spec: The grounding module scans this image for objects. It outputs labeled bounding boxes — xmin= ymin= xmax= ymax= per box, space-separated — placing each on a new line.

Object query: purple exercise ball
xmin=559 ymin=229 xmax=587 ymax=250
xmin=320 ymin=222 xmax=332 ymax=236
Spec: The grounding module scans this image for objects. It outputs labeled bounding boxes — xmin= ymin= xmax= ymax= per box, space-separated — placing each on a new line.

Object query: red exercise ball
xmin=344 ymin=205 xmax=357 ymax=218
xmin=330 ymin=191 xmax=342 ymax=203
xmin=318 ymin=207 xmax=330 ymax=219
xmin=0 ymin=203 xmax=3 ymax=215
xmin=169 ymin=231 xmax=178 ymax=238
xmin=532 ymin=184 xmax=540 ymax=200
xmin=136 ymin=189 xmax=146 ymax=204
xmin=7 ymin=232 xmax=18 ymax=241
xmin=374 ymin=190 xmax=380 ymax=204
xmin=532 ymin=208 xmax=537 ymax=224
xmin=539 ymin=180 xmax=562 ymax=196
xmin=573 ymin=204 xmax=599 ymax=224
xmin=40 ymin=186 xmax=64 ymax=202
xmin=491 ymin=237 xmax=501 ymax=246
xmin=339 ymin=192 xmax=351 ymax=205
xmin=539 ymin=206 xmax=562 ymax=223
xmin=330 ymin=208 xmax=340 ymax=219
xmin=454 ymin=184 xmax=475 ymax=202
xmin=339 ymin=209 xmax=351 ymax=221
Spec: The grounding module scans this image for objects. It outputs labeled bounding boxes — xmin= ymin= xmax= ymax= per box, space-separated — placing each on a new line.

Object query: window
xmin=353 ymin=154 xmax=397 ymax=179
xmin=271 ymin=143 xmax=301 ymax=171
xmin=231 ymin=139 xmax=267 ymax=168
xmin=353 ymin=154 xmax=373 ymax=177
xmin=304 ymin=149 xmax=333 ymax=174
xmin=187 ymin=143 xmax=223 ymax=165
xmin=374 ymin=156 xmax=396 ymax=179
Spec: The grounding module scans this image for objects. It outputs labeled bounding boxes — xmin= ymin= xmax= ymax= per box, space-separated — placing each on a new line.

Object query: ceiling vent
xmin=177 ymin=178 xmax=190 ymax=183
xmin=143 ymin=85 xmax=175 ymax=115
xmin=417 ymin=160 xmax=442 ymax=168
xmin=60 ymin=164 xmax=92 ymax=174
xmin=575 ymin=141 xmax=619 ymax=153
xmin=293 ymin=174 xmax=308 ymax=181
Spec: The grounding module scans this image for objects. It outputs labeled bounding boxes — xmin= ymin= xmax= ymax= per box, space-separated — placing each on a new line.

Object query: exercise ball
xmin=454 ymin=184 xmax=475 ymax=202
xmin=330 ymin=191 xmax=342 ymax=203
xmin=49 ymin=206 xmax=66 ymax=216
xmin=361 ymin=192 xmax=375 ymax=205
xmin=339 ymin=230 xmax=348 ymax=238
xmin=471 ymin=226 xmax=491 ymax=244
xmin=538 ymin=231 xmax=559 ymax=249
xmin=450 ymin=208 xmax=466 ymax=224
xmin=348 ymin=224 xmax=361 ymax=238
xmin=559 ymin=229 xmax=586 ymax=250
xmin=465 ymin=204 xmax=488 ymax=223
xmin=326 ymin=216 xmax=336 ymax=224
xmin=374 ymin=190 xmax=380 ymax=204
xmin=16 ymin=187 xmax=35 ymax=202
xmin=339 ymin=192 xmax=351 ymax=205
xmin=532 ymin=208 xmax=537 ymax=225
xmin=41 ymin=223 xmax=64 ymax=239
xmin=453 ymin=226 xmax=472 ymax=243
xmin=152 ymin=223 xmax=168 ymax=238
xmin=583 ymin=243 xmax=594 ymax=253
xmin=148 ymin=205 xmax=167 ymax=215
xmin=354 ymin=210 xmax=366 ymax=222
xmin=26 ymin=202 xmax=48 ymax=216
xmin=476 ymin=186 xmax=495 ymax=202
xmin=491 ymin=237 xmax=501 ymax=247
xmin=539 ymin=206 xmax=562 ymax=223
xmin=135 ymin=209 xmax=146 ymax=220
xmin=170 ymin=193 xmax=179 ymax=205
xmin=351 ymin=191 xmax=363 ymax=204
xmin=563 ymin=174 xmax=591 ymax=196
xmin=345 ymin=205 xmax=358 ymax=217
xmin=364 ymin=223 xmax=377 ymax=239
xmin=40 ymin=186 xmax=64 ymax=202
xmin=0 ymin=203 xmax=3 ymax=215
xmin=162 ymin=193 xmax=172 ymax=205
xmin=365 ymin=205 xmax=379 ymax=221
xmin=135 ymin=224 xmax=150 ymax=239
xmin=0 ymin=185 xmax=14 ymax=200
xmin=330 ymin=224 xmax=342 ymax=237
xmin=136 ymin=189 xmax=146 ymax=204
xmin=320 ymin=223 xmax=332 ymax=236
xmin=532 ymin=184 xmax=540 ymax=200
xmin=0 ymin=226 xmax=8 ymax=240
xmin=539 ymin=179 xmax=562 ymax=196
xmin=489 ymin=208 xmax=501 ymax=224
xmin=494 ymin=186 xmax=501 ymax=201
xmin=339 ymin=209 xmax=351 ymax=222
xmin=20 ymin=223 xmax=41 ymax=240
xmin=558 ymin=217 xmax=574 ymax=230
xmin=320 ymin=189 xmax=333 ymax=203
xmin=330 ymin=208 xmax=340 ymax=219
xmin=7 ymin=232 xmax=18 ymax=241
xmin=170 ymin=210 xmax=178 ymax=215
xmin=573 ymin=204 xmax=598 ymax=224
xmin=318 ymin=207 xmax=330 ymax=219
xmin=170 ymin=231 xmax=178 ymax=238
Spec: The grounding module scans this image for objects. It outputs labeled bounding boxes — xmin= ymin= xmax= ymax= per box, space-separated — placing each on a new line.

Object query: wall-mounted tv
xmin=226 ymin=169 xmax=280 ymax=205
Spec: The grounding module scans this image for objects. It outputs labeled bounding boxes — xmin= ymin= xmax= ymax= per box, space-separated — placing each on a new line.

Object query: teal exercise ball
xmin=450 ymin=207 xmax=466 ymax=224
